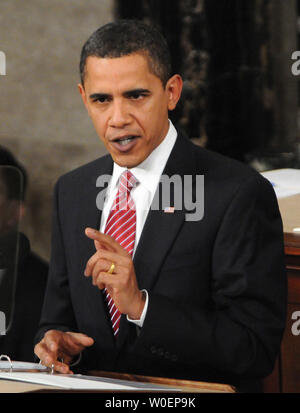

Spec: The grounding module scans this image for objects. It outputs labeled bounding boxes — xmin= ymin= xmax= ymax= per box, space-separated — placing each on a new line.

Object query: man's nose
xmin=108 ymin=101 xmax=131 ymax=128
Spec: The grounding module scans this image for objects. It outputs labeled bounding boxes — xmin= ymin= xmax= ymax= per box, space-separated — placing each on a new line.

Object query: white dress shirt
xmin=99 ymin=120 xmax=177 ymax=327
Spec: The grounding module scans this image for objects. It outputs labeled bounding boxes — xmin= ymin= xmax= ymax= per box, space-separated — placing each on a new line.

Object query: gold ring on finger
xmin=108 ymin=262 xmax=115 ymax=274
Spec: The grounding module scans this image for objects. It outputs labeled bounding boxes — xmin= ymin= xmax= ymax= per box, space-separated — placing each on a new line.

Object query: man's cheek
xmin=93 ymin=124 xmax=106 ymax=142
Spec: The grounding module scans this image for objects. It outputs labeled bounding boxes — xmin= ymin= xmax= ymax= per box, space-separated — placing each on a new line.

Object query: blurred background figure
xmin=0 ymin=163 xmax=23 ymax=338
xmin=0 ymin=146 xmax=48 ymax=362
xmin=0 ymin=166 xmax=20 ymax=235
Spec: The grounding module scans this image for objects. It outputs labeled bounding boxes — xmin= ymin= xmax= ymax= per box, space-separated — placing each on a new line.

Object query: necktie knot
xmin=118 ymin=170 xmax=138 ymax=194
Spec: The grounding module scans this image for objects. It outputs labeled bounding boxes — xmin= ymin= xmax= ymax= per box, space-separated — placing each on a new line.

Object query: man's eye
xmin=91 ymin=95 xmax=111 ymax=104
xmin=95 ymin=97 xmax=109 ymax=103
xmin=129 ymin=93 xmax=146 ymax=100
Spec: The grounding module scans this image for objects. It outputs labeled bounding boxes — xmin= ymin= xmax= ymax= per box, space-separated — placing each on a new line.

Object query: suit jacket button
xmin=150 ymin=346 xmax=157 ymax=354
xmin=157 ymin=348 xmax=164 ymax=357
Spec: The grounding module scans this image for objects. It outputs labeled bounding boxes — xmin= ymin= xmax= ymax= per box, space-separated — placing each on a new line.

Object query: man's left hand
xmin=84 ymin=227 xmax=145 ymax=319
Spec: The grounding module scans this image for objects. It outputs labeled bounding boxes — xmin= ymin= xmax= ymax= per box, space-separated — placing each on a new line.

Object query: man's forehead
xmin=86 ymin=51 xmax=150 ymax=67
xmin=83 ymin=53 xmax=158 ymax=86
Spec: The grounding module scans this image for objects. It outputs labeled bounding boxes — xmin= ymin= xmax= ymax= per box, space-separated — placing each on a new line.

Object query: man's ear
xmin=166 ymin=74 xmax=183 ymax=111
xmin=78 ymin=83 xmax=90 ymax=115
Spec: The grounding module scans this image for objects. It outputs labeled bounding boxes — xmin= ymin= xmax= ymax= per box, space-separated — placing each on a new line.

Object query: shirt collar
xmin=109 ymin=120 xmax=177 ymax=195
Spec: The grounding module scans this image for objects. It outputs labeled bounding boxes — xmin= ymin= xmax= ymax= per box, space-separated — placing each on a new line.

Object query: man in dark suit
xmin=0 ymin=147 xmax=48 ymax=361
xmin=34 ymin=20 xmax=286 ymax=391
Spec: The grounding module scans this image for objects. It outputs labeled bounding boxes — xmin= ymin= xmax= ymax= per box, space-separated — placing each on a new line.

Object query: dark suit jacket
xmin=0 ymin=251 xmax=48 ymax=361
xmin=36 ymin=133 xmax=286 ymax=391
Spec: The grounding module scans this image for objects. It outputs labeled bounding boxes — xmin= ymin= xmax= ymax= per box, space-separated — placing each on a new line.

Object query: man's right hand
xmin=34 ymin=330 xmax=94 ymax=374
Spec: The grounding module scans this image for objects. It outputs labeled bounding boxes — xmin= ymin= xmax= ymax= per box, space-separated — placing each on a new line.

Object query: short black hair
xmin=0 ymin=146 xmax=27 ymax=201
xmin=79 ymin=19 xmax=172 ymax=87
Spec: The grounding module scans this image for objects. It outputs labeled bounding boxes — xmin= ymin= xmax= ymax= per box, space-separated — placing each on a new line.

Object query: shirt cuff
xmin=126 ymin=289 xmax=148 ymax=328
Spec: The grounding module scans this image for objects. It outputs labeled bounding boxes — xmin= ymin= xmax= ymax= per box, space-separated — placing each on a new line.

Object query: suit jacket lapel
xmin=133 ymin=132 xmax=198 ymax=291
xmin=77 ymin=155 xmax=117 ymax=344
xmin=78 ymin=154 xmax=113 ymax=265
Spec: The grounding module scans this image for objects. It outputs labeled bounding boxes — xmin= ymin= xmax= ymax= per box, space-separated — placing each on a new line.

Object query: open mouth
xmin=114 ymin=136 xmax=138 ymax=146
xmin=110 ymin=135 xmax=140 ymax=152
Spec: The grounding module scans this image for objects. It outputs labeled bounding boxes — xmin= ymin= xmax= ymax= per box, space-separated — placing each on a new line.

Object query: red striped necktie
xmin=103 ymin=170 xmax=138 ymax=336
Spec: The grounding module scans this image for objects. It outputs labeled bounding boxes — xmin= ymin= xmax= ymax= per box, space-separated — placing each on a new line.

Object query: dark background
xmin=116 ymin=0 xmax=300 ymax=168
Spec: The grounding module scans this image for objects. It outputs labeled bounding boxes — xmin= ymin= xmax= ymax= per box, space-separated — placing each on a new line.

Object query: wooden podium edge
xmin=89 ymin=370 xmax=237 ymax=393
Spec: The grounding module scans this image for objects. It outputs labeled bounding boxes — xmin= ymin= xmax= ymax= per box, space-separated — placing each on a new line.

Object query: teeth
xmin=119 ymin=139 xmax=132 ymax=146
xmin=118 ymin=136 xmax=135 ymax=145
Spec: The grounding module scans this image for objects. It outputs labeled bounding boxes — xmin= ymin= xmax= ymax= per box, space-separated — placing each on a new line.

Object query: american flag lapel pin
xmin=164 ymin=206 xmax=175 ymax=213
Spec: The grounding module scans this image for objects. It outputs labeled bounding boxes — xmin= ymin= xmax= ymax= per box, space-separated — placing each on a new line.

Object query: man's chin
xmin=111 ymin=153 xmax=144 ymax=169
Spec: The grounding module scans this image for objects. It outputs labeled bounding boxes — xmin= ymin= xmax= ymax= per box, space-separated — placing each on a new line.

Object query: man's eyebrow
xmin=89 ymin=93 xmax=111 ymax=100
xmin=89 ymin=89 xmax=151 ymax=100
xmin=123 ymin=88 xmax=151 ymax=97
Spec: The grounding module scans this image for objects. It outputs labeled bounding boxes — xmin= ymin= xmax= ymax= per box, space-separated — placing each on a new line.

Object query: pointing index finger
xmin=85 ymin=228 xmax=128 ymax=256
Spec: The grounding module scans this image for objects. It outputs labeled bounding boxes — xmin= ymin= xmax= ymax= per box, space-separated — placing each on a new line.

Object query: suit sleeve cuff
xmin=126 ymin=290 xmax=148 ymax=328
